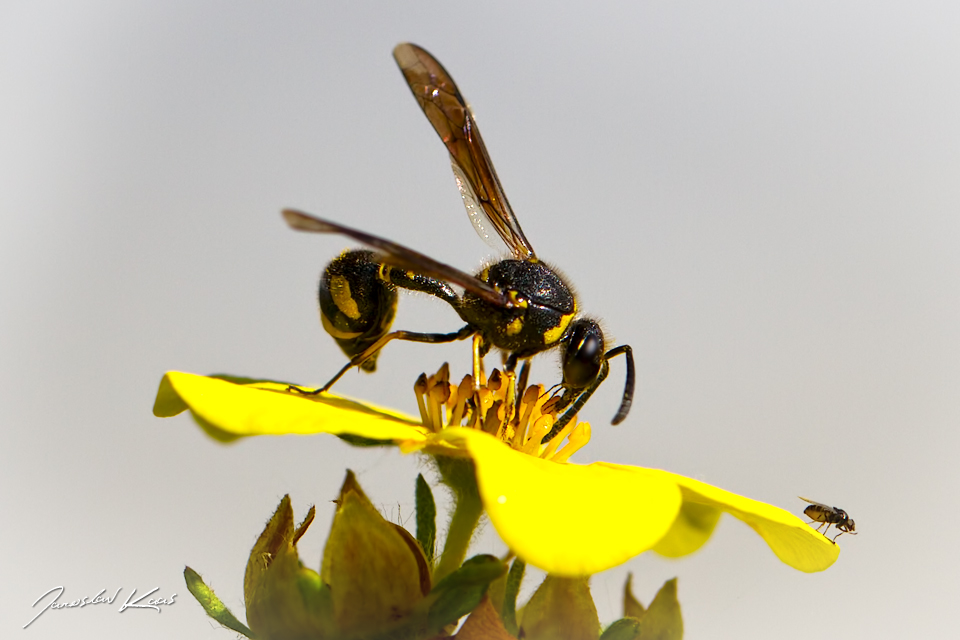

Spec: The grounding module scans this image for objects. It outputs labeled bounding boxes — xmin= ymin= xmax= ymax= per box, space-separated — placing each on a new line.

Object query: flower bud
xmin=320 ymin=470 xmax=431 ymax=637
xmin=519 ymin=575 xmax=600 ymax=640
xmin=244 ymin=495 xmax=334 ymax=639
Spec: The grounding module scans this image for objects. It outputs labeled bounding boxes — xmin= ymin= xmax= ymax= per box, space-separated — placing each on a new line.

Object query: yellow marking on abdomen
xmin=321 ymin=312 xmax=363 ymax=339
xmin=328 ymin=275 xmax=361 ymax=320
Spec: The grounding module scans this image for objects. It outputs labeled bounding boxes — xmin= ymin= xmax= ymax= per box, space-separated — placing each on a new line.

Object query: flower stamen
xmin=449 ymin=374 xmax=473 ymax=427
xmin=414 ymin=373 xmax=431 ymax=431
xmin=413 ymin=363 xmax=592 ymax=460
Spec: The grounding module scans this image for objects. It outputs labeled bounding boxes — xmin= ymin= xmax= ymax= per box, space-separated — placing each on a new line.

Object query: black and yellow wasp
xmin=283 ymin=43 xmax=635 ymax=440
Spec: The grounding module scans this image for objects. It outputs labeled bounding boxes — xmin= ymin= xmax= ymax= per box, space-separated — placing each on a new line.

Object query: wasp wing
xmin=393 ymin=42 xmax=537 ymax=261
xmin=282 ymin=209 xmax=511 ymax=308
xmin=797 ymin=497 xmax=832 ymax=509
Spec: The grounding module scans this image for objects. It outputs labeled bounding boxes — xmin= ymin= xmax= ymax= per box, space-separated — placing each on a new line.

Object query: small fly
xmin=799 ymin=497 xmax=857 ymax=542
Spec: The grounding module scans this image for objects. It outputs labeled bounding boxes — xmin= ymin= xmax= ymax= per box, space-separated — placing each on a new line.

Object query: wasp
xmin=283 ymin=43 xmax=635 ymax=441
xmin=799 ymin=497 xmax=857 ymax=542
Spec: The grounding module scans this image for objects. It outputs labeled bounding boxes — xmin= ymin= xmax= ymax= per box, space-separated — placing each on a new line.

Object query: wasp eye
xmin=562 ymin=319 xmax=605 ymax=390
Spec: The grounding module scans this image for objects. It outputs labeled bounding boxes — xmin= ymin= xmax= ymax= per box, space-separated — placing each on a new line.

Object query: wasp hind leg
xmin=288 ymin=324 xmax=476 ymax=395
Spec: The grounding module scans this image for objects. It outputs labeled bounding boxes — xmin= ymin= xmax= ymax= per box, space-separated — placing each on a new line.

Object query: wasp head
xmin=561 ymin=318 xmax=605 ymax=390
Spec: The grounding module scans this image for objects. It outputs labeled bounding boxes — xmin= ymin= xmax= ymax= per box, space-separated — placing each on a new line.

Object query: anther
xmin=512 ymin=385 xmax=542 ymax=448
xmin=434 ymin=362 xmax=450 ymax=385
xmin=522 ymin=415 xmax=554 ymax=455
xmin=414 ymin=373 xmax=430 ymax=429
xmin=449 ymin=374 xmax=473 ymax=427
xmin=482 ymin=400 xmax=503 ymax=435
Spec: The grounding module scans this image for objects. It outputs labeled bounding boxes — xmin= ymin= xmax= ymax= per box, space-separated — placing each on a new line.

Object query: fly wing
xmin=282 ymin=209 xmax=511 ymax=308
xmin=393 ymin=42 xmax=537 ymax=261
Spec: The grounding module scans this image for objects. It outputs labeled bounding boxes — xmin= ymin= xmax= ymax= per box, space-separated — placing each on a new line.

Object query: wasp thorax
xmin=484 ymin=260 xmax=575 ymax=313
xmin=457 ymin=260 xmax=577 ymax=357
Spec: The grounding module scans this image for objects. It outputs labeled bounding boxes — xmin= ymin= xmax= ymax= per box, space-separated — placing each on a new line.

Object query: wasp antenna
xmin=606 ymin=345 xmax=635 ymax=425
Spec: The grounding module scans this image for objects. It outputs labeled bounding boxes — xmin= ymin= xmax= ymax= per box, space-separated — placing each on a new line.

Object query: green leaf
xmin=637 ymin=578 xmax=683 ymax=640
xmin=601 ymin=617 xmax=642 ymax=640
xmin=183 ymin=566 xmax=258 ymax=639
xmin=427 ymin=554 xmax=507 ymax=632
xmin=502 ymin=557 xmax=525 ymax=635
xmin=416 ymin=473 xmax=437 ymax=564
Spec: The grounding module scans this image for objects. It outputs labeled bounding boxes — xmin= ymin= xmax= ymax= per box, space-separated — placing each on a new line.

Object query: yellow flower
xmin=155 ymin=367 xmax=839 ymax=577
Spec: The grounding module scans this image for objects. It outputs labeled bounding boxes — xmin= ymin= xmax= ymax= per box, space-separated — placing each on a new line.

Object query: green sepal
xmin=600 ymin=617 xmax=643 ymax=640
xmin=183 ymin=566 xmax=258 ymax=639
xmin=208 ymin=374 xmax=299 ymax=386
xmin=636 ymin=578 xmax=683 ymax=640
xmin=518 ymin=575 xmax=600 ymax=640
xmin=335 ymin=433 xmax=395 ymax=447
xmin=416 ymin=473 xmax=437 ymax=564
xmin=425 ymin=554 xmax=507 ymax=633
xmin=502 ymin=557 xmax=525 ymax=635
xmin=435 ymin=456 xmax=479 ymax=492
xmin=623 ymin=573 xmax=645 ymax=619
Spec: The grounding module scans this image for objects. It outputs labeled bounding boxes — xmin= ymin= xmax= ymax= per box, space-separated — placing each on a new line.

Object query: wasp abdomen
xmin=319 ymin=250 xmax=398 ymax=372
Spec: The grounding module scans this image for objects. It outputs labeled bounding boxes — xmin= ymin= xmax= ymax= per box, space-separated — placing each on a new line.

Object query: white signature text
xmin=24 ymin=586 xmax=176 ymax=628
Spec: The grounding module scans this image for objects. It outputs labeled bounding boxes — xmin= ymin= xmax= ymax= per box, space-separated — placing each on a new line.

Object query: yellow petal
xmin=624 ymin=467 xmax=840 ymax=573
xmin=649 ymin=501 xmax=722 ymax=558
xmin=154 ymin=371 xmax=427 ymax=443
xmin=436 ymin=428 xmax=683 ymax=577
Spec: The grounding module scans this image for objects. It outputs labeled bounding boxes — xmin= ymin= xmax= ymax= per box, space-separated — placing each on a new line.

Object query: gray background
xmin=3 ymin=1 xmax=958 ymax=638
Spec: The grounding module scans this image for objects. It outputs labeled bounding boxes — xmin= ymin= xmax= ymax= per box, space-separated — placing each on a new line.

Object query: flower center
xmin=413 ymin=363 xmax=591 ymax=462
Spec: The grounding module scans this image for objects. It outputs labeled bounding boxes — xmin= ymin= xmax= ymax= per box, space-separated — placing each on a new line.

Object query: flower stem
xmin=433 ymin=457 xmax=483 ymax=584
